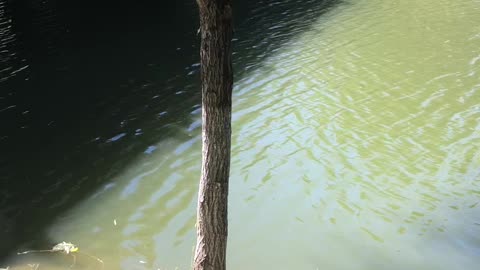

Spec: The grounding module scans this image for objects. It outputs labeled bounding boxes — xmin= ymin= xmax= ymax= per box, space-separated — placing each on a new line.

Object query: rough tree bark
xmin=193 ymin=0 xmax=233 ymax=270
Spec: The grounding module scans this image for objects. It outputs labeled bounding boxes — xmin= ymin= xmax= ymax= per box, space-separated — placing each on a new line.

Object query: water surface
xmin=2 ymin=0 xmax=480 ymax=269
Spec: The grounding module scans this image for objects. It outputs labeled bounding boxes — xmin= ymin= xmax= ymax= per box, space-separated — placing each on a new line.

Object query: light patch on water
xmin=227 ymin=0 xmax=480 ymax=269
xmin=43 ymin=137 xmax=201 ymax=270
xmin=106 ymin=133 xmax=127 ymax=143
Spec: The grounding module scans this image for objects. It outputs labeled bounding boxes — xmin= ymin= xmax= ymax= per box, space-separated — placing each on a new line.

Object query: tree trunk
xmin=193 ymin=1 xmax=233 ymax=270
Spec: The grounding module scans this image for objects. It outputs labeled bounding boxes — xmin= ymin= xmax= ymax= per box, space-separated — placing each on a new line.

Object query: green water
xmin=9 ymin=0 xmax=480 ymax=269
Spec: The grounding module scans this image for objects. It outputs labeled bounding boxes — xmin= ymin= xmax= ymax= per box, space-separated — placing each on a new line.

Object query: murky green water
xmin=4 ymin=0 xmax=480 ymax=269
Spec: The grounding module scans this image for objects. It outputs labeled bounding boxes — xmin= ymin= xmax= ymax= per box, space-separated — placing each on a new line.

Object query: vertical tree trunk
xmin=194 ymin=1 xmax=233 ymax=270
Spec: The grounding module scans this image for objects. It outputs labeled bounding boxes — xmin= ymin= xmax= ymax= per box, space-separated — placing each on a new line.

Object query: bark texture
xmin=194 ymin=0 xmax=233 ymax=270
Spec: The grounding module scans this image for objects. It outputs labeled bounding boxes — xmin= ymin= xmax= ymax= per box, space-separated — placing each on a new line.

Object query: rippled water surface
xmin=3 ymin=0 xmax=480 ymax=269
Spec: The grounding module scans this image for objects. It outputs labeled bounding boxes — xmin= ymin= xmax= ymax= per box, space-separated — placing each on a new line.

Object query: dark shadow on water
xmin=0 ymin=0 xmax=344 ymax=263
xmin=232 ymin=0 xmax=347 ymax=79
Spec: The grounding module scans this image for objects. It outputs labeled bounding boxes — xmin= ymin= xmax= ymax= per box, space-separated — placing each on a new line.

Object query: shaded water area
xmin=1 ymin=0 xmax=480 ymax=269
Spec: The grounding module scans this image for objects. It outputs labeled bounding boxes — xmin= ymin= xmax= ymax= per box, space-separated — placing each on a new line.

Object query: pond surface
xmin=1 ymin=0 xmax=480 ymax=269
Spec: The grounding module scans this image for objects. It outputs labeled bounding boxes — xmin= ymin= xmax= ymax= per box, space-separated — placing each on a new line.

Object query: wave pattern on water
xmin=229 ymin=0 xmax=480 ymax=269
xmin=0 ymin=0 xmax=18 ymax=83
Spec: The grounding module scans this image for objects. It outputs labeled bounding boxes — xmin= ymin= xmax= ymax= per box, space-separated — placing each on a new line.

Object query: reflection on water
xmin=0 ymin=0 xmax=20 ymax=83
xmin=4 ymin=0 xmax=480 ymax=269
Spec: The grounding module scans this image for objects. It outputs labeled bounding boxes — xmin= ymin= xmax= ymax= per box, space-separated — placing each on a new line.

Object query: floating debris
xmin=16 ymin=242 xmax=104 ymax=270
xmin=51 ymin=242 xmax=78 ymax=254
xmin=17 ymin=241 xmax=79 ymax=255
